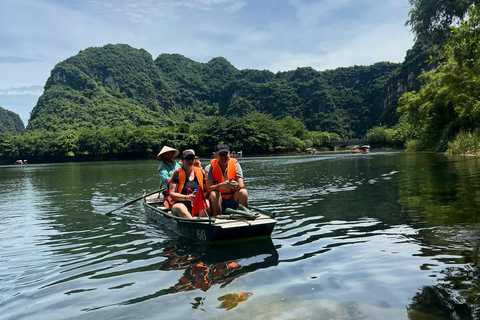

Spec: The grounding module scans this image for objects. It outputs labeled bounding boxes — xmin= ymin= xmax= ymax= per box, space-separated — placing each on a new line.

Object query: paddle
xmin=105 ymin=188 xmax=166 ymax=216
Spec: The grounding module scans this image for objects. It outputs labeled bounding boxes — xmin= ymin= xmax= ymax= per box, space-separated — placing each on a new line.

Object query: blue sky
xmin=0 ymin=0 xmax=414 ymax=125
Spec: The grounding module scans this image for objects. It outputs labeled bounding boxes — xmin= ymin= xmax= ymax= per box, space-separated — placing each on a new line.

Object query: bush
xmin=405 ymin=139 xmax=427 ymax=151
xmin=447 ymin=131 xmax=480 ymax=155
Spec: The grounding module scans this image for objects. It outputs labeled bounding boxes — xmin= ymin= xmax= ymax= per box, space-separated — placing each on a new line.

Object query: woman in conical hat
xmin=157 ymin=146 xmax=180 ymax=189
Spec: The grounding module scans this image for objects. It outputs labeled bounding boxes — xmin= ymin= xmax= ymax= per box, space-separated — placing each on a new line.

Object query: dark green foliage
xmin=406 ymin=0 xmax=480 ymax=46
xmin=398 ymin=6 xmax=480 ymax=152
xmin=218 ymin=63 xmax=400 ymax=138
xmin=27 ymin=44 xmax=170 ymax=132
xmin=0 ymin=113 xmax=338 ymax=164
xmin=0 ymin=106 xmax=24 ymax=134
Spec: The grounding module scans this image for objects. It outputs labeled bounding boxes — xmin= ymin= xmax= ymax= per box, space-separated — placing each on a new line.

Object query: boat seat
xmin=145 ymin=193 xmax=164 ymax=205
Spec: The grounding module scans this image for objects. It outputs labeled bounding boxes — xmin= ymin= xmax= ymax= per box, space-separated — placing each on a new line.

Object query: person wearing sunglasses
xmin=206 ymin=143 xmax=248 ymax=216
xmin=165 ymin=149 xmax=209 ymax=218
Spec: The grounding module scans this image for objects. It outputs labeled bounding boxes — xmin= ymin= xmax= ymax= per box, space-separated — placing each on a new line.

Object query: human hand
xmin=227 ymin=179 xmax=238 ymax=189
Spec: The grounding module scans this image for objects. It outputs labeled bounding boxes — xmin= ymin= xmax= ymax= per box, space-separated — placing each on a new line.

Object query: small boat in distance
xmin=142 ymin=191 xmax=277 ymax=242
xmin=360 ymin=145 xmax=370 ymax=154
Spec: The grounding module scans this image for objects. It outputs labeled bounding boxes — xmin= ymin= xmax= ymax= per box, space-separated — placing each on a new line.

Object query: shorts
xmin=221 ymin=196 xmax=238 ymax=212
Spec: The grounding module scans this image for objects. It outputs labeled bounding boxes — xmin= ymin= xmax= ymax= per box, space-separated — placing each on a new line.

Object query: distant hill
xmin=0 ymin=106 xmax=24 ymax=134
xmin=26 ymin=43 xmax=435 ymax=138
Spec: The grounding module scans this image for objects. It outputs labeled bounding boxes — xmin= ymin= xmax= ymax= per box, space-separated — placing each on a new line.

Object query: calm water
xmin=1 ymin=152 xmax=479 ymax=320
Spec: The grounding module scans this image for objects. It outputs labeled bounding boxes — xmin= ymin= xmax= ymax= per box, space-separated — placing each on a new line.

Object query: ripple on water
xmin=1 ymin=154 xmax=480 ymax=319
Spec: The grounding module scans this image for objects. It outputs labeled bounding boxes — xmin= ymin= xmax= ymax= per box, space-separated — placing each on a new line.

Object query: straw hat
xmin=156 ymin=146 xmax=180 ymax=161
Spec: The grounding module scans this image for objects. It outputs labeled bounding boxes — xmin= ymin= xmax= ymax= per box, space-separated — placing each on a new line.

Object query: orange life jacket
xmin=210 ymin=158 xmax=237 ymax=199
xmin=164 ymin=166 xmax=204 ymax=209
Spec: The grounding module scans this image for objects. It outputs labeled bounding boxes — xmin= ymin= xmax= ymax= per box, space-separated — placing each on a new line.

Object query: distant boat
xmin=142 ymin=191 xmax=276 ymax=242
xmin=360 ymin=145 xmax=370 ymax=154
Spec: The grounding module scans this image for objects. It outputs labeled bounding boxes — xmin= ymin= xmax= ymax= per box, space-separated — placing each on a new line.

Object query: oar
xmin=105 ymin=188 xmax=166 ymax=216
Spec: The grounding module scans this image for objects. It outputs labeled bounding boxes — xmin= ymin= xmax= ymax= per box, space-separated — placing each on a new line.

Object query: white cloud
xmin=0 ymin=86 xmax=44 ymax=97
xmin=268 ymin=21 xmax=414 ymax=72
xmin=0 ymin=0 xmax=415 ymax=121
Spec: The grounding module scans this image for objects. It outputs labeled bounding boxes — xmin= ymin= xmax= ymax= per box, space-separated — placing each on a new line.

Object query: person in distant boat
xmin=193 ymin=156 xmax=202 ymax=169
xmin=206 ymin=143 xmax=248 ymax=216
xmin=156 ymin=146 xmax=180 ymax=189
xmin=166 ymin=150 xmax=209 ymax=219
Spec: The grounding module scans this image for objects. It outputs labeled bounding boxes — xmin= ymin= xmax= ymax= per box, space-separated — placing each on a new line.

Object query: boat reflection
xmin=165 ymin=251 xmax=241 ymax=292
xmin=161 ymin=238 xmax=279 ymax=295
xmin=119 ymin=237 xmax=279 ymax=309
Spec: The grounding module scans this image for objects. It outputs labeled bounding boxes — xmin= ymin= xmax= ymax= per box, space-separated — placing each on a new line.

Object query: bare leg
xmin=198 ymin=199 xmax=210 ymax=217
xmin=234 ymin=188 xmax=248 ymax=208
xmin=209 ymin=191 xmax=222 ymax=216
xmin=172 ymin=203 xmax=193 ymax=219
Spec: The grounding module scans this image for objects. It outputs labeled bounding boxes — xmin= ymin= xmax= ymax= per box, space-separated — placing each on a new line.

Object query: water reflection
xmin=2 ymin=153 xmax=480 ymax=319
xmin=117 ymin=238 xmax=278 ymax=311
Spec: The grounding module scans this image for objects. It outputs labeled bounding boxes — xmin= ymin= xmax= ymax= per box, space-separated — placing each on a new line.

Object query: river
xmin=1 ymin=152 xmax=479 ymax=320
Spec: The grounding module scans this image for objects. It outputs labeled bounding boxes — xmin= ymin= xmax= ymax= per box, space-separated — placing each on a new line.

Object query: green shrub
xmin=447 ymin=131 xmax=480 ymax=155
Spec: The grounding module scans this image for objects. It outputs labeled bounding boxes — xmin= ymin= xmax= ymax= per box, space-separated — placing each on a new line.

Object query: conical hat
xmin=156 ymin=146 xmax=180 ymax=161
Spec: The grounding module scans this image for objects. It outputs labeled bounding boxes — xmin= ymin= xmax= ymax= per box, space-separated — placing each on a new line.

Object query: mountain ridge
xmin=26 ymin=43 xmax=434 ymax=138
xmin=0 ymin=106 xmax=24 ymax=134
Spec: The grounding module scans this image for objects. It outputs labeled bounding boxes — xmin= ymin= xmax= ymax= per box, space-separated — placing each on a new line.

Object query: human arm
xmin=233 ymin=162 xmax=245 ymax=189
xmin=169 ymin=182 xmax=195 ymax=203
xmin=206 ymin=170 xmax=236 ymax=192
xmin=158 ymin=162 xmax=175 ymax=189
xmin=206 ymin=162 xmax=245 ymax=191
xmin=207 ymin=177 xmax=242 ymax=192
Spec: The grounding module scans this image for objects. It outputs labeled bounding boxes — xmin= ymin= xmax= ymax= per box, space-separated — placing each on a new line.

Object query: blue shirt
xmin=158 ymin=161 xmax=180 ymax=189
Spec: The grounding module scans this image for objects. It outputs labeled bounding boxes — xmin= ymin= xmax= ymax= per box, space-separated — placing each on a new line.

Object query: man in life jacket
xmin=205 ymin=143 xmax=248 ymax=216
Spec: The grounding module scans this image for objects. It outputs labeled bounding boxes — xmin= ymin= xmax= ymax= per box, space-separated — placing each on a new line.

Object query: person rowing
xmin=156 ymin=146 xmax=180 ymax=190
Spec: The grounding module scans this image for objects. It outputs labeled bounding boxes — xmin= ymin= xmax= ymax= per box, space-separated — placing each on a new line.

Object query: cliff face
xmin=380 ymin=41 xmax=438 ymax=125
xmin=26 ymin=43 xmax=432 ymax=137
xmin=0 ymin=106 xmax=24 ymax=134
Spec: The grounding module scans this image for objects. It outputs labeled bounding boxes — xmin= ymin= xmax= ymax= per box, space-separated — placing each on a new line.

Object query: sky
xmin=0 ymin=0 xmax=415 ymax=126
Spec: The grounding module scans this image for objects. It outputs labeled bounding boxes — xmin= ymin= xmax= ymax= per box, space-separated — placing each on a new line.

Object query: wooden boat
xmin=142 ymin=192 xmax=277 ymax=242
xmin=360 ymin=145 xmax=370 ymax=154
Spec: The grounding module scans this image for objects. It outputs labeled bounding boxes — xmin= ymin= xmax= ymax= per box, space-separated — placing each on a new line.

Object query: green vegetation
xmin=368 ymin=3 xmax=480 ymax=155
xmin=0 ymin=113 xmax=339 ymax=163
xmin=25 ymin=44 xmax=404 ymax=138
xmin=27 ymin=44 xmax=170 ymax=132
xmin=0 ymin=106 xmax=24 ymax=134
xmin=398 ymin=6 xmax=480 ymax=153
xmin=1 ymin=41 xmax=426 ymax=163
xmin=366 ymin=119 xmax=414 ymax=148
xmin=406 ymin=0 xmax=479 ymax=46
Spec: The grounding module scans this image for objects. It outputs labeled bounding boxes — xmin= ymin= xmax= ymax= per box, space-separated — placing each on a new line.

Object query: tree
xmin=406 ymin=0 xmax=480 ymax=46
xmin=399 ymin=6 xmax=480 ymax=151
